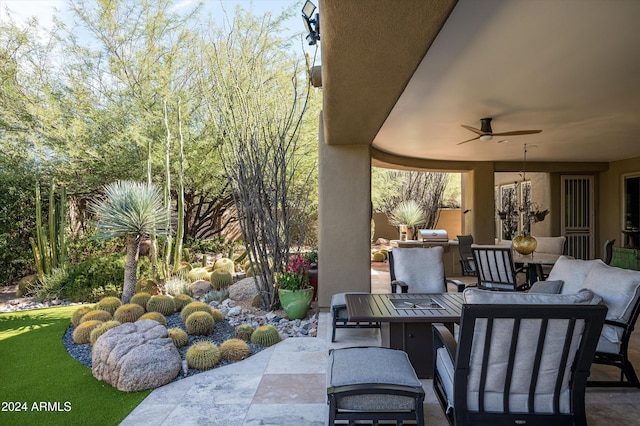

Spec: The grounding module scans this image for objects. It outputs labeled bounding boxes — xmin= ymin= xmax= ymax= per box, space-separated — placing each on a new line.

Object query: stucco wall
xmin=372 ymin=209 xmax=461 ymax=241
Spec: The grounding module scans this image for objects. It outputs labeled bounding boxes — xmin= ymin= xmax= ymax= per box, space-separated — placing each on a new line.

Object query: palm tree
xmin=91 ymin=181 xmax=170 ymax=303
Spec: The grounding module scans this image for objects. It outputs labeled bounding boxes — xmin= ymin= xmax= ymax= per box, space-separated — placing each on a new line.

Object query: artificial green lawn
xmin=0 ymin=305 xmax=150 ymax=426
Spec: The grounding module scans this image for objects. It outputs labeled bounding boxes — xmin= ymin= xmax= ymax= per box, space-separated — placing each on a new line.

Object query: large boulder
xmin=92 ymin=320 xmax=181 ymax=392
xmin=229 ymin=277 xmax=261 ymax=301
xmin=190 ymin=279 xmax=212 ymax=299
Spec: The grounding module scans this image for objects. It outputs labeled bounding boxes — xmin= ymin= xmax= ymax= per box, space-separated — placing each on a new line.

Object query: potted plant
xmin=304 ymin=249 xmax=319 ymax=301
xmin=276 ymin=253 xmax=314 ymax=320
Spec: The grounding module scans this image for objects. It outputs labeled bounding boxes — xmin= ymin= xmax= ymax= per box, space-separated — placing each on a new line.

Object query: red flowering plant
xmin=275 ymin=253 xmax=310 ymax=290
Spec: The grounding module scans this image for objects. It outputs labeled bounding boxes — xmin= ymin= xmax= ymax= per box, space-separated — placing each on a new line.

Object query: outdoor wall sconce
xmin=302 ymin=0 xmax=320 ymax=45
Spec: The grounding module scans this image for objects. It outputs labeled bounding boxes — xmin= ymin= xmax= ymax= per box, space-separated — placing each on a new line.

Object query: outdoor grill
xmin=419 ymin=229 xmax=449 ymax=243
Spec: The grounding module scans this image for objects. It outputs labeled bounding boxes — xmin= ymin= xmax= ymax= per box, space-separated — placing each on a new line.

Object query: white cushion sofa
xmin=546 ymin=256 xmax=640 ymax=386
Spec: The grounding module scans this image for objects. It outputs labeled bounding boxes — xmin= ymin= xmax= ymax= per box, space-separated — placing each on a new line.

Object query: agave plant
xmin=91 ymin=181 xmax=170 ymax=303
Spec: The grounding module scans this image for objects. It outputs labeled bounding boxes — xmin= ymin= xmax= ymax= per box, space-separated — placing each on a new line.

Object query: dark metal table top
xmin=345 ymin=293 xmax=463 ymax=323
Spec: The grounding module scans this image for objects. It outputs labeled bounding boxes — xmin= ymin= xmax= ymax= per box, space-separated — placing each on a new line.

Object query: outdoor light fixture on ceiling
xmin=302 ymin=0 xmax=320 ymax=45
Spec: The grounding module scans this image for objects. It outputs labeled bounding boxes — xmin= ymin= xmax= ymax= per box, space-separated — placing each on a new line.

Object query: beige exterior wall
xmin=317 ymin=113 xmax=372 ymax=308
xmin=372 ymin=209 xmax=462 ymax=241
xmin=462 ymin=164 xmax=496 ymax=244
xmin=599 ymin=156 xmax=640 ymax=257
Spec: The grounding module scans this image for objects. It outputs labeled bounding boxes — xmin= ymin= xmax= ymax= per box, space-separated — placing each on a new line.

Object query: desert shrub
xmin=219 ymin=338 xmax=250 ymax=361
xmin=33 ymin=267 xmax=70 ymax=301
xmin=184 ymin=237 xmax=229 ymax=255
xmin=204 ymin=288 xmax=229 ymax=304
xmin=90 ymin=284 xmax=122 ymax=301
xmin=165 ymin=275 xmax=191 ymax=296
xmin=16 ymin=274 xmax=39 ymax=297
xmin=185 ymin=341 xmax=220 ymax=370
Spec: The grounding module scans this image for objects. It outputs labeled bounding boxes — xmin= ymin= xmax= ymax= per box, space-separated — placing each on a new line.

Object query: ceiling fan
xmin=457 ymin=118 xmax=542 ymax=145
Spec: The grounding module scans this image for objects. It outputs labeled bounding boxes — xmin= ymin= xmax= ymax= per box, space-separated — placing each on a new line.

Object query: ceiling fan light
xmin=479 ymin=134 xmax=493 ymax=141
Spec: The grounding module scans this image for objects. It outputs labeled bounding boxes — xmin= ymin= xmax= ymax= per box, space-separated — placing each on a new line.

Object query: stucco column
xmin=317 ymin=113 xmax=372 ymax=308
xmin=462 ymin=163 xmax=496 ymax=244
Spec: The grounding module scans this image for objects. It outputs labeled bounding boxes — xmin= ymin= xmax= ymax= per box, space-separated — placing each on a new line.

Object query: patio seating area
xmin=121 ymin=263 xmax=640 ymax=425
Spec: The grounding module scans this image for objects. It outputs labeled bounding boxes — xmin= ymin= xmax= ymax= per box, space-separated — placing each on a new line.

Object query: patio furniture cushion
xmin=533 ymin=236 xmax=566 ymax=254
xmin=330 ymin=292 xmax=380 ymax=342
xmin=547 ymin=256 xmax=604 ymax=294
xmin=327 ymin=347 xmax=423 ymax=411
xmin=463 ymin=287 xmax=595 ymax=305
xmin=582 ymin=262 xmax=640 ymax=324
xmin=528 ymin=279 xmax=564 ymax=294
xmin=392 ymin=246 xmax=446 ymax=293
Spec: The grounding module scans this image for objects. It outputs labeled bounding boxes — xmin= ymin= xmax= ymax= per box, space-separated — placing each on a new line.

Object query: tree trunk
xmin=122 ymin=235 xmax=140 ymax=304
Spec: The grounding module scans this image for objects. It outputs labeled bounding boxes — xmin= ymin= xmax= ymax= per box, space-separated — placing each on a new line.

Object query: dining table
xmin=513 ymin=252 xmax=569 ymax=286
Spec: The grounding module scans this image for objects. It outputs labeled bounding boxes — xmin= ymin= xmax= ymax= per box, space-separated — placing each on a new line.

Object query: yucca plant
xmin=388 ymin=200 xmax=425 ymax=239
xmin=91 ymin=181 xmax=170 ymax=304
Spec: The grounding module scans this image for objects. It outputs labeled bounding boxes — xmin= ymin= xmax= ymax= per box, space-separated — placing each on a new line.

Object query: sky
xmin=0 ymin=0 xmax=315 ymax=55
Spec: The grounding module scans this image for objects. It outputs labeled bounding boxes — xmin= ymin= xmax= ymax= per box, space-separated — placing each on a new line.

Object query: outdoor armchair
xmin=433 ymin=288 xmax=607 ymax=426
xmin=472 ymin=245 xmax=527 ymax=291
xmin=457 ymin=234 xmax=477 ymax=276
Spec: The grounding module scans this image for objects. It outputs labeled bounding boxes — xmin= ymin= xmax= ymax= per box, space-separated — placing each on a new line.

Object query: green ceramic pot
xmin=278 ymin=287 xmax=313 ymax=320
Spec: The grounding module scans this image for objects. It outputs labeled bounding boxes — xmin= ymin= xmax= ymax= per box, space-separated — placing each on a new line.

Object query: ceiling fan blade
xmin=492 ymin=130 xmax=542 ymax=136
xmin=456 ymin=135 xmax=481 ymax=145
xmin=461 ymin=124 xmax=485 ymax=135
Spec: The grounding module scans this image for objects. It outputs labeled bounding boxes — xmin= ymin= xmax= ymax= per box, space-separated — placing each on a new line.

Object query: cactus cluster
xmin=250 ymin=325 xmax=281 ymax=347
xmin=135 ymin=278 xmax=158 ymax=295
xmin=113 ymin=303 xmax=145 ymax=323
xmin=167 ymin=327 xmax=189 ymax=348
xmin=185 ymin=311 xmax=215 ymax=335
xmin=213 ymin=258 xmax=235 ymax=274
xmin=138 ymin=311 xmax=167 ymax=326
xmin=130 ymin=292 xmax=152 ymax=310
xmin=89 ymin=320 xmax=121 ymax=345
xmin=235 ymin=324 xmax=255 ymax=341
xmin=146 ymin=295 xmax=176 ymax=316
xmin=209 ymin=269 xmax=232 ymax=290
xmin=185 ymin=341 xmax=220 ymax=370
xmin=219 ymin=338 xmax=250 ymax=361
xmin=72 ymin=320 xmax=103 ymax=344
xmin=80 ymin=309 xmax=113 ymax=324
xmin=173 ymin=294 xmax=193 ymax=311
xmin=71 ymin=306 xmax=94 ymax=327
xmin=180 ymin=301 xmax=213 ymax=323
xmin=95 ymin=297 xmax=122 ymax=315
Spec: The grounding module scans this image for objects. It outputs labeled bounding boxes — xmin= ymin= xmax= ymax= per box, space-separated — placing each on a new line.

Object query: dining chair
xmin=456 ymin=235 xmax=476 ymax=276
xmin=471 ymin=245 xmax=527 ymax=291
xmin=389 ymin=246 xmax=465 ymax=293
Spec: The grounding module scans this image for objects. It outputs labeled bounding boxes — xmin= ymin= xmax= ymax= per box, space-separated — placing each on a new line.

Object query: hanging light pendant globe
xmin=513 ymin=235 xmax=537 ymax=255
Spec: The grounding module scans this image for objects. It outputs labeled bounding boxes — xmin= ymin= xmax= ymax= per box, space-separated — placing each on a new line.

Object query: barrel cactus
xmin=73 ymin=320 xmax=103 ymax=344
xmin=138 ymin=311 xmax=167 ymax=326
xmin=167 ymin=327 xmax=189 ymax=348
xmin=135 ymin=278 xmax=158 ymax=295
xmin=185 ymin=311 xmax=215 ymax=335
xmin=95 ymin=296 xmax=122 ymax=315
xmin=180 ymin=301 xmax=213 ymax=323
xmin=71 ymin=306 xmax=94 ymax=327
xmin=209 ymin=269 xmax=232 ymax=290
xmin=146 ymin=295 xmax=176 ymax=316
xmin=210 ymin=307 xmax=224 ymax=323
xmin=220 ymin=338 xmax=250 ymax=361
xmin=173 ymin=294 xmax=193 ymax=311
xmin=250 ymin=325 xmax=281 ymax=347
xmin=185 ymin=341 xmax=220 ymax=370
xmin=251 ymin=293 xmax=262 ymax=308
xmin=213 ymin=257 xmax=235 ymax=274
xmin=113 ymin=303 xmax=145 ymax=323
xmin=80 ymin=309 xmax=113 ymax=324
xmin=372 ymin=251 xmax=386 ymax=262
xmin=187 ymin=267 xmax=209 ymax=282
xmin=130 ymin=292 xmax=152 ymax=311
xmin=89 ymin=320 xmax=121 ymax=345
xmin=235 ymin=324 xmax=255 ymax=341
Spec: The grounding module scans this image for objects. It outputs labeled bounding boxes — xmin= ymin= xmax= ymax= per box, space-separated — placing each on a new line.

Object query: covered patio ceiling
xmin=320 ymin=0 xmax=640 ymax=168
